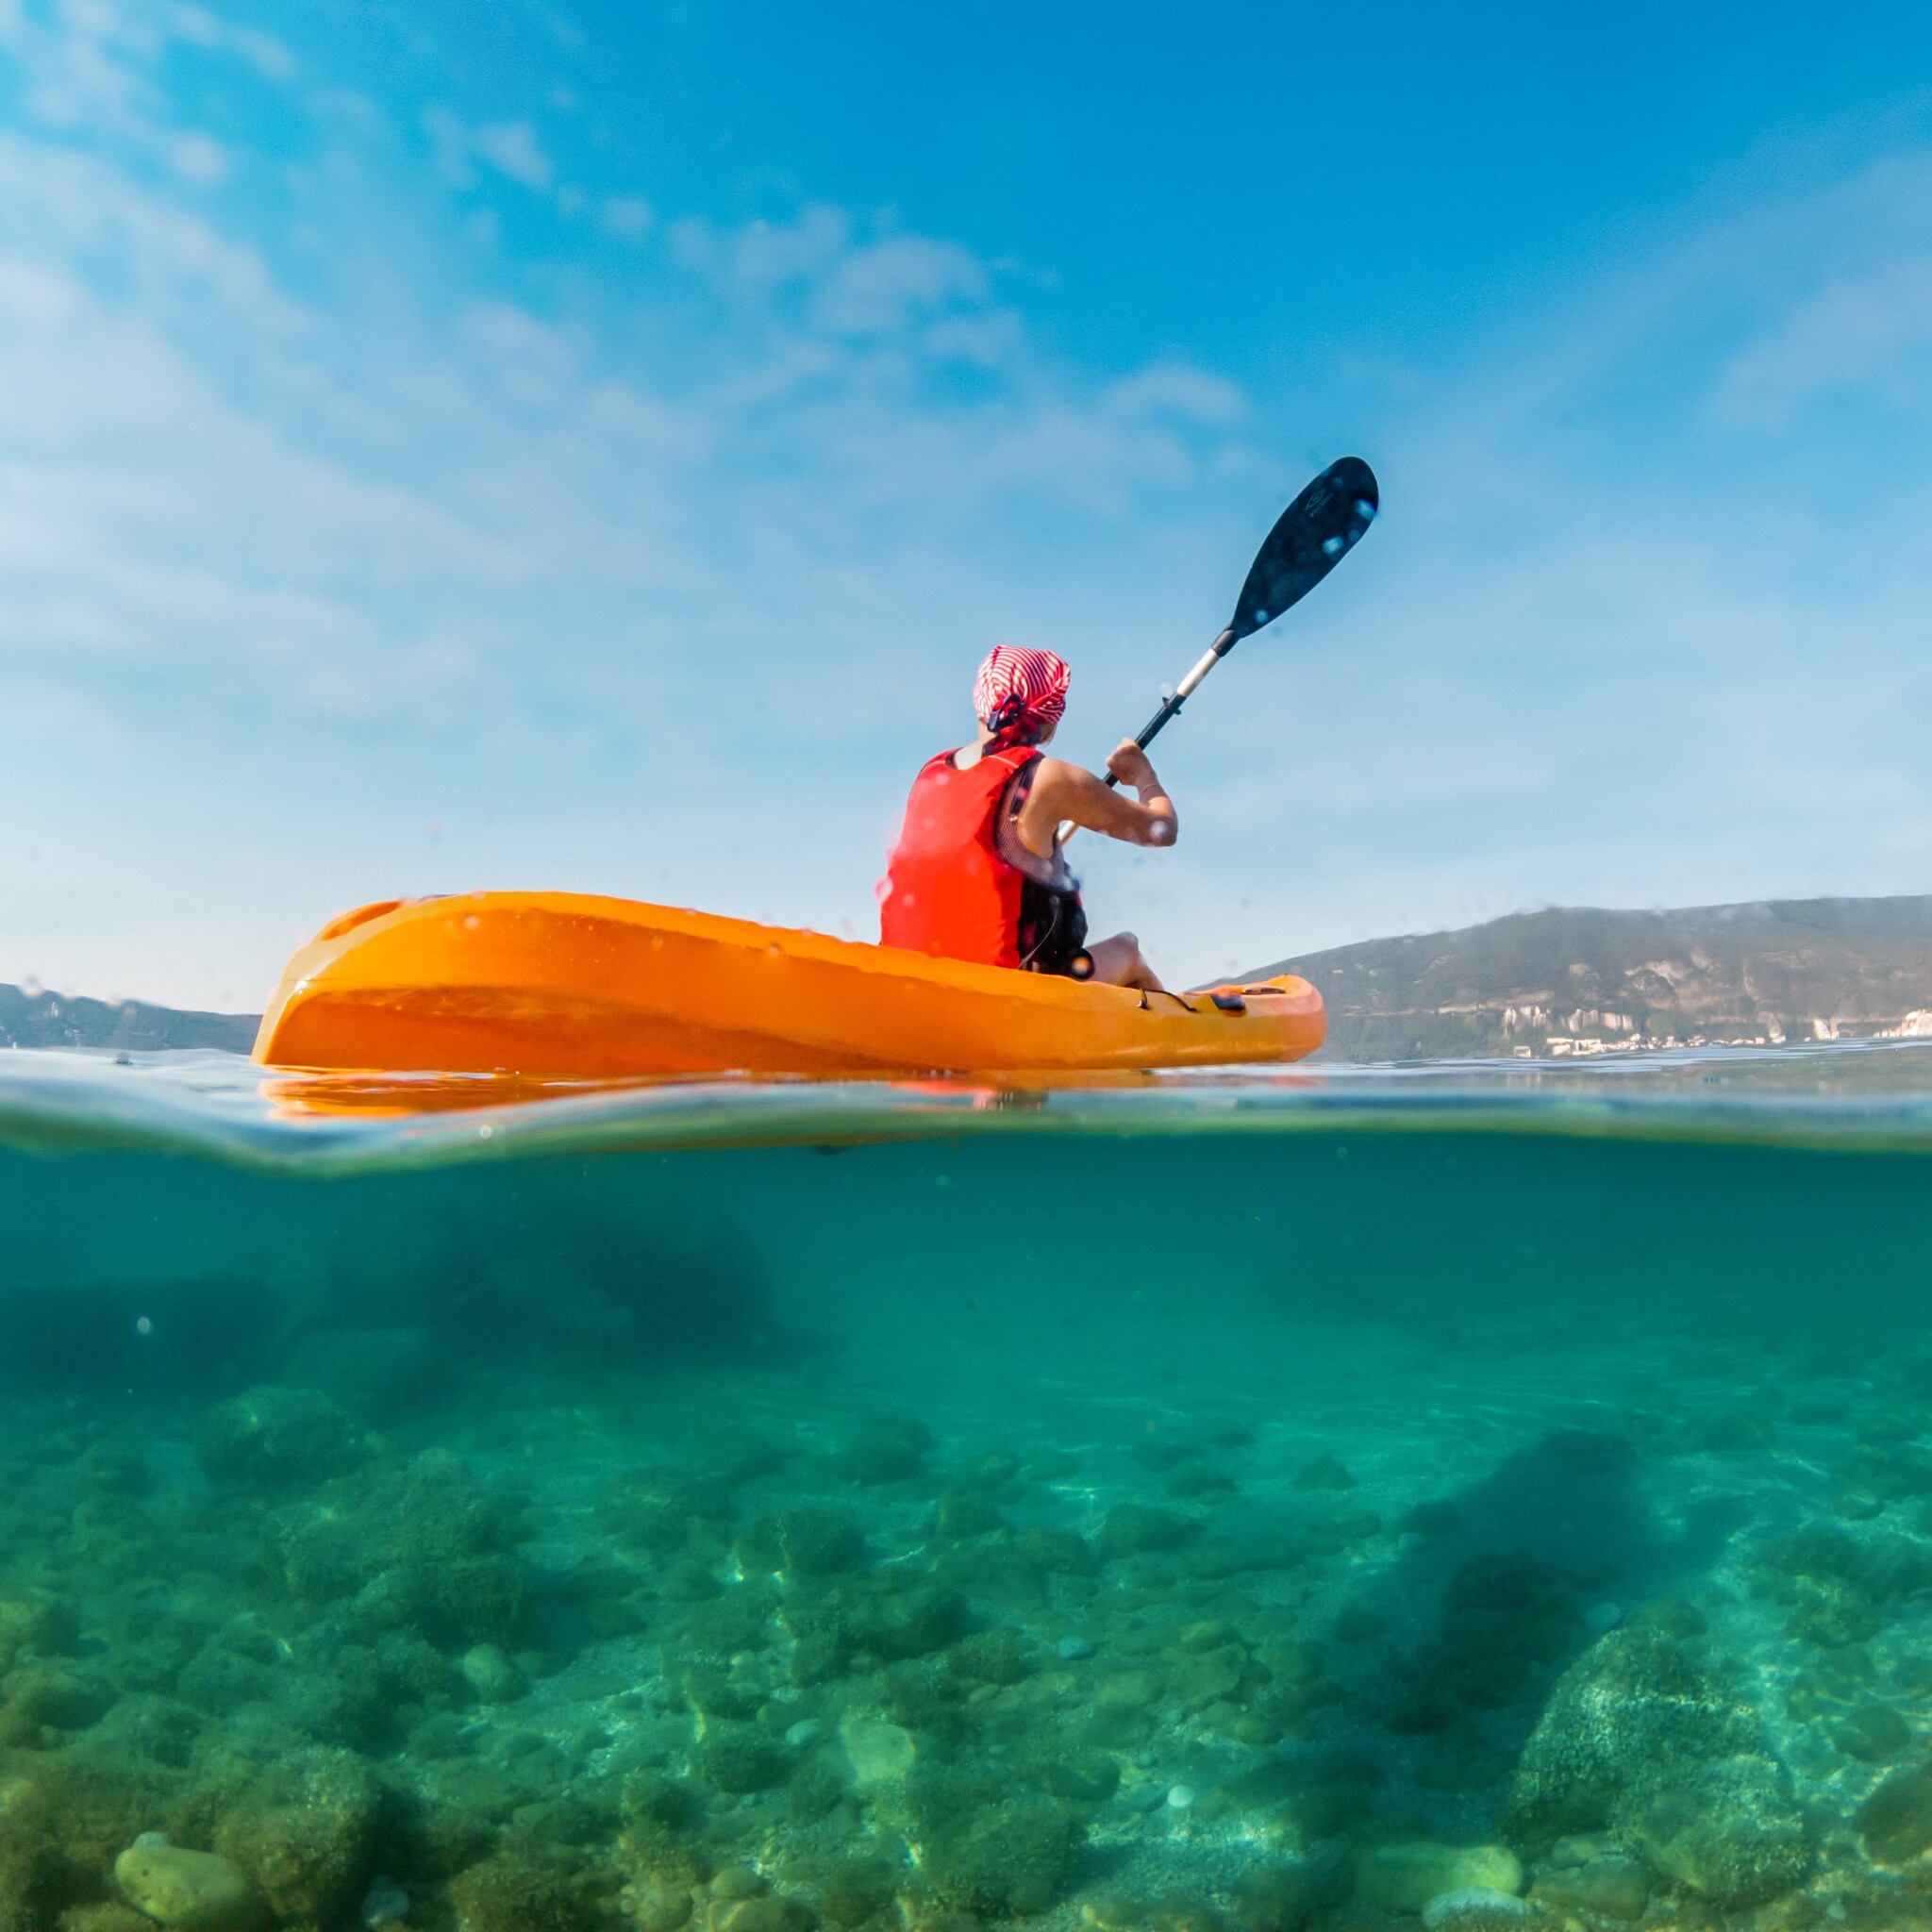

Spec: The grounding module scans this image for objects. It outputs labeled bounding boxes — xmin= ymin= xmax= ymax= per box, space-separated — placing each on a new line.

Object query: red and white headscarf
xmin=974 ymin=646 xmax=1071 ymax=746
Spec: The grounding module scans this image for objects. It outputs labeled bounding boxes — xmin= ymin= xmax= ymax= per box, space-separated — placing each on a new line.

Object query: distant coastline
xmin=0 ymin=983 xmax=257 ymax=1054
xmin=12 ymin=891 xmax=1932 ymax=1063
xmin=1253 ymin=894 xmax=1932 ymax=1060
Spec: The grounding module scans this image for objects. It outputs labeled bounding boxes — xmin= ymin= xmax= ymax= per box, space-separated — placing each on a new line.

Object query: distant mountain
xmin=1251 ymin=895 xmax=1932 ymax=1060
xmin=0 ymin=984 xmax=258 ymax=1054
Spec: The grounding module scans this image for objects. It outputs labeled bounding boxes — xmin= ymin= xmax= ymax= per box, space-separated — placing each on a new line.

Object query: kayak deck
xmin=253 ymin=892 xmax=1325 ymax=1076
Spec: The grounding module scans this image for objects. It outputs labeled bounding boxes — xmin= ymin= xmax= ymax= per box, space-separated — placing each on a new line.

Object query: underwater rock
xmin=929 ymin=1491 xmax=1007 ymax=1541
xmin=1332 ymin=1607 xmax=1385 ymax=1644
xmin=357 ymin=1550 xmax=530 ymax=1653
xmin=58 ymin=1905 xmax=156 ymax=1932
xmin=396 ymin=1447 xmax=519 ymax=1558
xmin=113 ymin=1843 xmax=268 ymax=1932
xmin=1229 ymin=1857 xmax=1349 ymax=1932
xmin=1040 ymin=1757 xmax=1119 ymax=1805
xmin=1749 ymin=1525 xmax=1932 ymax=1648
xmin=600 ymin=1467 xmax=734 ymax=1557
xmin=839 ymin=1717 xmax=917 ymax=1789
xmin=1857 ymin=1761 xmax=1932 ymax=1863
xmin=869 ymin=1585 xmax=969 ymax=1662
xmin=1300 ymin=1507 xmax=1381 ymax=1553
xmin=1291 ymin=1457 xmax=1355 ymax=1492
xmin=626 ymin=1879 xmax=696 ymax=1932
xmin=1628 ymin=1766 xmax=1813 ymax=1908
xmin=698 ymin=1719 xmax=789 ymax=1794
xmin=808 ymin=1853 xmax=899 ymax=1928
xmin=1164 ymin=1462 xmax=1239 ymax=1501
xmin=945 ymin=1629 xmax=1029 ymax=1687
xmin=194 ymin=1386 xmax=367 ymax=1489
xmin=915 ymin=1794 xmax=1078 ymax=1917
xmin=1420 ymin=1890 xmax=1536 ymax=1929
xmin=1835 ymin=1699 xmax=1911 ymax=1761
xmin=1395 ymin=1500 xmax=1462 ymax=1537
xmin=1385 ymin=1550 xmax=1577 ymax=1734
xmin=0 ymin=1591 xmax=79 ymax=1673
xmin=447 ymin=1847 xmax=598 ymax=1932
xmin=709 ymin=1898 xmax=814 ymax=1932
xmin=947 ymin=1449 xmax=1022 ymax=1494
xmin=1165 ymin=1643 xmax=1245 ymax=1712
xmin=1092 ymin=1668 xmax=1164 ymax=1714
xmin=286 ymin=1326 xmax=443 ymax=1415
xmin=210 ymin=1746 xmax=382 ymax=1928
xmin=825 ymin=1417 xmax=933 ymax=1486
xmin=461 ymin=1644 xmax=525 ymax=1705
xmin=1505 ymin=1628 xmax=1812 ymax=1909
xmin=1094 ymin=1507 xmax=1198 ymax=1563
xmin=738 ymin=1508 xmax=867 ymax=1577
xmin=1014 ymin=1527 xmax=1095 ymax=1576
xmin=0 ymin=1662 xmax=108 ymax=1743
xmin=1353 ymin=1843 xmax=1523 ymax=1915
xmin=1528 ymin=1856 xmax=1649 ymax=1921
xmin=1621 ymin=1597 xmax=1707 ymax=1641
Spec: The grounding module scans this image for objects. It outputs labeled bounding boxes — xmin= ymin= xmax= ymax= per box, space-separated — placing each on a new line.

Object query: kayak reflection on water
xmin=879 ymin=646 xmax=1177 ymax=991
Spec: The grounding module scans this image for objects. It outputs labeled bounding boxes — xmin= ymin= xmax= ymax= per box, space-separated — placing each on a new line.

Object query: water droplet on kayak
xmin=1252 ymin=608 xmax=1269 ymax=624
xmin=1323 ymin=535 xmax=1344 ymax=557
xmin=462 ymin=914 xmax=479 ymax=930
xmin=1355 ymin=498 xmax=1376 ymax=520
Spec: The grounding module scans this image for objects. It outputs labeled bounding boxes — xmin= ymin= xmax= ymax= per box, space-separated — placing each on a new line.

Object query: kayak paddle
xmin=1105 ymin=455 xmax=1379 ymax=785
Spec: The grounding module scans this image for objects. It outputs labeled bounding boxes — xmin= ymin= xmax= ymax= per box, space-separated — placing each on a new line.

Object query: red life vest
xmin=879 ymin=744 xmax=1039 ymax=967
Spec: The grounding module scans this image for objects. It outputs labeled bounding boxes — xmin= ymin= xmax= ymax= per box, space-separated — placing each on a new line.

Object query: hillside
xmin=0 ymin=983 xmax=258 ymax=1054
xmin=1253 ymin=895 xmax=1932 ymax=1060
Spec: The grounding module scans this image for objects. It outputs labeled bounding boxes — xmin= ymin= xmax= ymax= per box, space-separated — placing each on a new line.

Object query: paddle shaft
xmin=1105 ymin=627 xmax=1237 ymax=787
xmin=1056 ymin=626 xmax=1231 ymax=847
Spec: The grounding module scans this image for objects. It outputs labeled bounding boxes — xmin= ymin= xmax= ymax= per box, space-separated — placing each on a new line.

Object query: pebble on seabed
xmin=1165 ymin=1785 xmax=1196 ymax=1810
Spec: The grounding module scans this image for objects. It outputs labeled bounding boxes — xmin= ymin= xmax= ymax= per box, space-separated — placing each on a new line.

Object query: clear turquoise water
xmin=8 ymin=1043 xmax=1932 ymax=1931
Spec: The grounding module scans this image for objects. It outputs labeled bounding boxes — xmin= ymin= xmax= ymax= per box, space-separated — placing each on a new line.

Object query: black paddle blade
xmin=1227 ymin=456 xmax=1378 ymax=644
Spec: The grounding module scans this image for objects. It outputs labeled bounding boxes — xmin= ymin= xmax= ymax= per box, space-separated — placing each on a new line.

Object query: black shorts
xmin=1018 ymin=878 xmax=1090 ymax=976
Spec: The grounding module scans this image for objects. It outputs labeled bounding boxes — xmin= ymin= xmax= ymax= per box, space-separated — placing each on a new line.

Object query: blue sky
xmin=4 ymin=1 xmax=1932 ymax=1006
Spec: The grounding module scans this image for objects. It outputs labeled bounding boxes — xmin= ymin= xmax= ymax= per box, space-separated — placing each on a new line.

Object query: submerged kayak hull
xmin=253 ymin=893 xmax=1325 ymax=1076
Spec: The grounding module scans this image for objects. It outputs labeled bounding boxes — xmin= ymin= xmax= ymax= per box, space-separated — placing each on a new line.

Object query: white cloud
xmin=422 ymin=110 xmax=557 ymax=196
xmin=809 ymin=233 xmax=990 ymax=334
xmin=167 ymin=128 xmax=226 ymax=184
xmin=1717 ymin=255 xmax=1932 ymax=424
xmin=472 ymin=120 xmax=553 ymax=191
xmin=601 ymin=193 xmax=653 ymax=241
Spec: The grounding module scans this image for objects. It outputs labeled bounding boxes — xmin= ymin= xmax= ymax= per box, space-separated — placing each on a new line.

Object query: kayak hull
xmin=253 ymin=893 xmax=1325 ymax=1076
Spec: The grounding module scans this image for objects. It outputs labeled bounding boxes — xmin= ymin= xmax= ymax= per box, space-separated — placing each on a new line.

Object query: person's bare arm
xmin=1016 ymin=741 xmax=1177 ymax=853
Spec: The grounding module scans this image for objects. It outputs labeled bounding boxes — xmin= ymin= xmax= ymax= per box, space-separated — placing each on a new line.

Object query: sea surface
xmin=7 ymin=1041 xmax=1932 ymax=1932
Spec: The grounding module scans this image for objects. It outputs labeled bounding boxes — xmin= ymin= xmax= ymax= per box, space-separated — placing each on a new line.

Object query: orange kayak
xmin=253 ymin=892 xmax=1325 ymax=1076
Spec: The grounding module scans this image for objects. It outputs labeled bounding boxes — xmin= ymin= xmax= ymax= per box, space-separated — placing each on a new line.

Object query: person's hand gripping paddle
xmin=1067 ymin=457 xmax=1379 ymax=840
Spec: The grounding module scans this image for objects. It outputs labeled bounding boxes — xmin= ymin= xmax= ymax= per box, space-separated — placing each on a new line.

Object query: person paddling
xmin=879 ymin=647 xmax=1176 ymax=990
